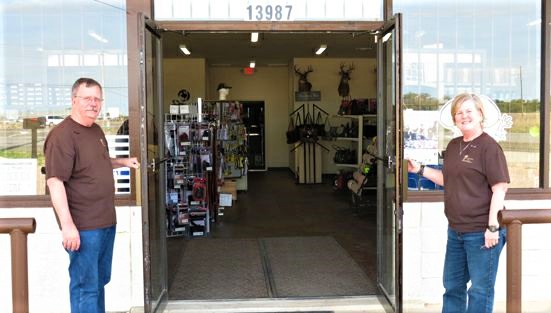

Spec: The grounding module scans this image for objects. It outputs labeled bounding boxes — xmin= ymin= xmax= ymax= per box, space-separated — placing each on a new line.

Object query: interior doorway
xmin=159 ymin=30 xmax=380 ymax=301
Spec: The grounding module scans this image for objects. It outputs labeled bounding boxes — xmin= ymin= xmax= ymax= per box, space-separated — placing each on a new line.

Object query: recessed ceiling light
xmin=179 ymin=44 xmax=191 ymax=55
xmin=315 ymin=44 xmax=327 ymax=55
xmin=251 ymin=32 xmax=259 ymax=43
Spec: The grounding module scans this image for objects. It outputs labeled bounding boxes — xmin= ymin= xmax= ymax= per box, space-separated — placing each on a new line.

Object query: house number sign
xmin=154 ymin=0 xmax=382 ymax=22
xmin=245 ymin=3 xmax=294 ymax=21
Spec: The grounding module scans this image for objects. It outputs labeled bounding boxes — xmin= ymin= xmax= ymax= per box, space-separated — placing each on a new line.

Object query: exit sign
xmin=243 ymin=67 xmax=255 ymax=75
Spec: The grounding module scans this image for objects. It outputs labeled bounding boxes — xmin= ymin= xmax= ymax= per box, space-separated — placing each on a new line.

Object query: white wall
xmin=208 ymin=66 xmax=291 ymax=168
xmin=163 ymin=58 xmax=207 ymax=112
xmin=0 ymin=207 xmax=144 ymax=313
xmin=403 ymin=200 xmax=551 ymax=312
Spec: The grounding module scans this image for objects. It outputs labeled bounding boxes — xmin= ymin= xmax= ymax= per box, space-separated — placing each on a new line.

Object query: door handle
xmin=148 ymin=158 xmax=156 ymax=172
xmin=387 ymin=155 xmax=396 ymax=168
xmin=376 ymin=154 xmax=394 ymax=168
xmin=148 ymin=157 xmax=169 ymax=172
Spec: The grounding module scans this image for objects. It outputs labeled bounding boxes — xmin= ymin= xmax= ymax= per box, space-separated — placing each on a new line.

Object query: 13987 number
xmin=246 ymin=4 xmax=293 ymax=21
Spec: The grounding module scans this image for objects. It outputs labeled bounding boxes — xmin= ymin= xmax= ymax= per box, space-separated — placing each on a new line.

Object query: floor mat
xmin=169 ymin=238 xmax=269 ymax=299
xmin=169 ymin=236 xmax=376 ymax=299
xmin=261 ymin=236 xmax=376 ymax=297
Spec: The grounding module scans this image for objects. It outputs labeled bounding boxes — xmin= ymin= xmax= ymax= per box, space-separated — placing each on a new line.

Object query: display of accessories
xmin=330 ymin=114 xmax=376 ymax=168
xmin=204 ymin=100 xmax=249 ymax=188
xmin=164 ymin=100 xmax=249 ymax=237
xmin=164 ymin=107 xmax=216 ymax=238
xmin=289 ymin=103 xmax=330 ymax=184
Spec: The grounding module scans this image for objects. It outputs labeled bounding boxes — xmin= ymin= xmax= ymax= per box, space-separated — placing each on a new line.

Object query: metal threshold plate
xmin=160 ymin=296 xmax=386 ymax=313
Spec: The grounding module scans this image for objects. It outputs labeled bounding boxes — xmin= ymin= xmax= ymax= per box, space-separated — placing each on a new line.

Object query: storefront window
xmin=0 ymin=0 xmax=128 ymax=196
xmin=396 ymin=0 xmax=541 ymax=189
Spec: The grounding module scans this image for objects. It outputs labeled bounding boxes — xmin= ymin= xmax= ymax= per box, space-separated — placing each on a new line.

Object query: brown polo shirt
xmin=442 ymin=132 xmax=510 ymax=232
xmin=44 ymin=117 xmax=116 ymax=230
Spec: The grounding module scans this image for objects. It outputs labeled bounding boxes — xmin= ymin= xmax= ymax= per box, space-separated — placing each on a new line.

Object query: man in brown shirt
xmin=44 ymin=77 xmax=139 ymax=313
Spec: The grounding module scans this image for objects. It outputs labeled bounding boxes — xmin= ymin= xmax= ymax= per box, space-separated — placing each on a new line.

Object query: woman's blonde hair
xmin=450 ymin=92 xmax=485 ymax=125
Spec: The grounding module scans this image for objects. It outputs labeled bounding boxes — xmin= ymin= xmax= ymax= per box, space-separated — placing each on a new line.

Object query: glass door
xmin=376 ymin=13 xmax=403 ymax=313
xmin=139 ymin=14 xmax=168 ymax=313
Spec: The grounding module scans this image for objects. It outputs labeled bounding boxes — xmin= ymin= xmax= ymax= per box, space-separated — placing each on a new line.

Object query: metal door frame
xmin=137 ymin=15 xmax=405 ymax=313
xmin=138 ymin=13 xmax=168 ymax=313
xmin=376 ymin=13 xmax=403 ymax=313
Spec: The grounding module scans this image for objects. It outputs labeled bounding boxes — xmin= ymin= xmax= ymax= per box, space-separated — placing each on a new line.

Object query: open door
xmin=138 ymin=14 xmax=168 ymax=313
xmin=376 ymin=14 xmax=403 ymax=313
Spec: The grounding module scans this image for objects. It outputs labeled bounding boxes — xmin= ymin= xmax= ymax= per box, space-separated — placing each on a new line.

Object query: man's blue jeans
xmin=67 ymin=225 xmax=116 ymax=313
xmin=442 ymin=227 xmax=506 ymax=313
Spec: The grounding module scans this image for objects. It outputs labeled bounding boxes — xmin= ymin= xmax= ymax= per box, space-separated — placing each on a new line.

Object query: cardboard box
xmin=219 ymin=180 xmax=237 ymax=200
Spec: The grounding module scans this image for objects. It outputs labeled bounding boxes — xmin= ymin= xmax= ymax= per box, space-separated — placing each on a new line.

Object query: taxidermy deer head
xmin=338 ymin=63 xmax=355 ymax=97
xmin=294 ymin=65 xmax=313 ymax=92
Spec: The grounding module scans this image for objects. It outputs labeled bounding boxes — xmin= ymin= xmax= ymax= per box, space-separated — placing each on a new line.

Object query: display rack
xmin=332 ymin=114 xmax=377 ymax=167
xmin=289 ymin=103 xmax=329 ymax=184
xmin=164 ymin=108 xmax=216 ymax=238
xmin=204 ymin=100 xmax=249 ymax=191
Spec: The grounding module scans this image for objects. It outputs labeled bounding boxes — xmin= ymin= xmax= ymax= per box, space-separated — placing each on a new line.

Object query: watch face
xmin=487 ymin=225 xmax=499 ymax=232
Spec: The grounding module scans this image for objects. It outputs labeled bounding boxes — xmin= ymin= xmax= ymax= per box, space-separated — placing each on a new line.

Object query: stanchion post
xmin=0 ymin=218 xmax=36 ymax=313
xmin=506 ymin=220 xmax=522 ymax=313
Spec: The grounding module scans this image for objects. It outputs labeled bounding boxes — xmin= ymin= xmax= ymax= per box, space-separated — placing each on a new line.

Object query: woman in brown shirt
xmin=407 ymin=93 xmax=509 ymax=313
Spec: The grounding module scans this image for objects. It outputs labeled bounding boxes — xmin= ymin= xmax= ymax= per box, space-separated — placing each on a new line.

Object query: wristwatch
xmin=416 ymin=164 xmax=425 ymax=176
xmin=487 ymin=225 xmax=500 ymax=232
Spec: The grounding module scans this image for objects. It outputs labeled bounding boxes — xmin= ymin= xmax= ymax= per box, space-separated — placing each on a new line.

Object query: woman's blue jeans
xmin=442 ymin=227 xmax=506 ymax=313
xmin=67 ymin=225 xmax=116 ymax=313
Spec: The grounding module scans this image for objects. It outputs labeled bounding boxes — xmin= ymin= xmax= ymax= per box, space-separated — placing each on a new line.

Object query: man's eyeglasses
xmin=75 ymin=96 xmax=103 ymax=104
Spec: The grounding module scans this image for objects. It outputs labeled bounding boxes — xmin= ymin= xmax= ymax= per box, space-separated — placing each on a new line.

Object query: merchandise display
xmin=205 ymin=100 xmax=249 ymax=184
xmin=289 ymin=103 xmax=329 ymax=184
xmin=164 ymin=100 xmax=249 ymax=238
xmin=164 ymin=108 xmax=216 ymax=238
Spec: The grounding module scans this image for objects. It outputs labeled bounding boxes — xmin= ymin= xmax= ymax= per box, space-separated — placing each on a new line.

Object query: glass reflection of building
xmin=397 ymin=0 xmax=541 ymax=188
xmin=0 ymin=0 xmax=128 ymax=196
xmin=0 ymin=1 xmax=128 ymax=120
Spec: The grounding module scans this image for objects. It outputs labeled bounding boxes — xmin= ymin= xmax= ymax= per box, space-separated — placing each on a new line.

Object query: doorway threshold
xmin=161 ymin=296 xmax=386 ymax=313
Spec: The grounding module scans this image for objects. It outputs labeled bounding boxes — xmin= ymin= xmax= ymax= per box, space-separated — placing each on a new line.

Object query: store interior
xmin=158 ymin=30 xmax=381 ymax=300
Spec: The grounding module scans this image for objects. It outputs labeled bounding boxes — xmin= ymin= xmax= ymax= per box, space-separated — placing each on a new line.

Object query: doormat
xmin=260 ymin=236 xmax=376 ymax=297
xmin=169 ymin=236 xmax=376 ymax=300
xmin=169 ymin=238 xmax=269 ymax=299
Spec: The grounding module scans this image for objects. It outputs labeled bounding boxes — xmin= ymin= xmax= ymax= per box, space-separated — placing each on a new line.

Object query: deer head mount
xmin=294 ymin=65 xmax=313 ymax=92
xmin=338 ymin=63 xmax=355 ymax=97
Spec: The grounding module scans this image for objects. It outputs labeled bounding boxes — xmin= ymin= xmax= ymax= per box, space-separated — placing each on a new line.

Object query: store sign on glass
xmin=154 ymin=0 xmax=382 ymax=21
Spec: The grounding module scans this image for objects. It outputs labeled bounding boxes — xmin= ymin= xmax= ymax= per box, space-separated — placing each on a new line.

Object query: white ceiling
xmin=161 ymin=31 xmax=377 ymax=66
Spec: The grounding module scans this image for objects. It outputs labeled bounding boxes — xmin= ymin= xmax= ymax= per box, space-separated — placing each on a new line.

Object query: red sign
xmin=243 ymin=67 xmax=255 ymax=75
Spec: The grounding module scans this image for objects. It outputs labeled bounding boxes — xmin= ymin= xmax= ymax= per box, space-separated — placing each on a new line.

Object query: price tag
xmin=245 ymin=2 xmax=294 ymax=21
